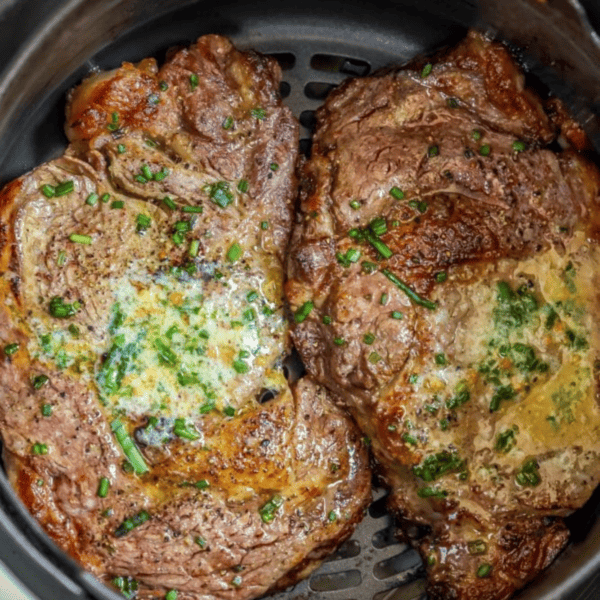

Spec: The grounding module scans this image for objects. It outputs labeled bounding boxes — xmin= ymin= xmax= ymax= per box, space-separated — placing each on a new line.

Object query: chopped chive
xmin=479 ymin=144 xmax=491 ymax=157
xmin=402 ymin=433 xmax=418 ymax=445
xmin=162 ymin=196 xmax=177 ymax=210
xmin=345 ymin=247 xmax=361 ymax=263
xmin=4 ymin=343 xmax=19 ymax=356
xmin=134 ymin=175 xmax=148 ymax=184
xmin=294 ymin=301 xmax=314 ymax=323
xmin=233 ymin=360 xmax=249 ymax=374
xmin=145 ymin=138 xmax=157 ymax=147
xmin=68 ymin=323 xmax=79 ymax=337
xmin=208 ymin=181 xmax=234 ymax=208
xmin=141 ymin=164 xmax=153 ymax=180
xmin=322 ymin=315 xmax=332 ymax=325
xmin=349 ymin=199 xmax=361 ymax=210
xmin=173 ymin=418 xmax=200 ymax=440
xmin=182 ymin=205 xmax=203 ymax=213
xmin=237 ymin=179 xmax=249 ymax=193
xmin=260 ymin=221 xmax=269 ymax=230
xmin=250 ymin=107 xmax=266 ymax=120
xmin=111 ymin=201 xmax=124 ymax=209
xmin=231 ymin=576 xmax=242 ymax=588
xmin=189 ymin=239 xmax=200 ymax=258
xmin=41 ymin=184 xmax=55 ymax=198
xmin=363 ymin=332 xmax=375 ymax=345
xmin=57 ymin=250 xmax=67 ymax=267
xmin=48 ymin=296 xmax=80 ymax=318
xmin=32 ymin=443 xmax=48 ymax=455
xmin=159 ymin=80 xmax=168 ymax=91
xmin=408 ymin=200 xmax=428 ymax=214
xmin=361 ymin=260 xmax=377 ymax=274
xmin=117 ymin=144 xmax=126 ymax=154
xmin=435 ymin=353 xmax=447 ymax=365
xmin=246 ymin=290 xmax=258 ymax=302
xmin=97 ymin=477 xmax=110 ymax=498
xmin=195 ymin=479 xmax=210 ymax=490
xmin=269 ymin=162 xmax=279 ymax=171
xmin=41 ymin=403 xmax=52 ymax=417
xmin=421 ymin=63 xmax=433 ymax=78
xmin=174 ymin=220 xmax=191 ymax=233
xmin=369 ymin=217 xmax=387 ymax=236
xmin=172 ymin=232 xmax=184 ymax=245
xmin=259 ymin=495 xmax=284 ymax=523
xmin=154 ymin=167 xmax=169 ymax=181
xmin=69 ymin=233 xmax=92 ymax=245
xmin=136 ymin=214 xmax=152 ymax=232
xmin=222 ymin=116 xmax=234 ymax=130
xmin=85 ymin=193 xmax=99 ymax=206
xmin=380 ymin=293 xmax=389 ymax=305
xmin=389 ymin=186 xmax=405 ymax=200
xmin=447 ymin=97 xmax=459 ymax=108
xmin=114 ymin=509 xmax=150 ymax=537
xmin=55 ymin=180 xmax=74 ymax=196
xmin=111 ymin=112 xmax=119 ymax=124
xmin=472 ymin=129 xmax=482 ymax=141
xmin=365 ymin=230 xmax=393 ymax=259
xmin=382 ymin=269 xmax=437 ymax=310
xmin=110 ymin=419 xmax=149 ymax=475
xmin=334 ymin=337 xmax=345 ymax=346
xmin=391 ymin=311 xmax=403 ymax=319
xmin=476 ymin=564 xmax=492 ymax=578
xmin=223 ymin=406 xmax=235 ymax=417
xmin=435 ymin=271 xmax=447 ymax=283
xmin=328 ymin=510 xmax=337 ymax=522
xmin=227 ymin=242 xmax=242 ymax=262
xmin=368 ymin=351 xmax=381 ymax=364
xmin=166 ymin=590 xmax=178 ymax=600
xmin=32 ymin=374 xmax=49 ymax=389
xmin=512 ymin=140 xmax=527 ymax=152
xmin=427 ymin=145 xmax=439 ymax=158
xmin=189 ymin=73 xmax=199 ymax=90
xmin=101 ymin=193 xmax=110 ymax=203
xmin=195 ymin=536 xmax=207 ymax=548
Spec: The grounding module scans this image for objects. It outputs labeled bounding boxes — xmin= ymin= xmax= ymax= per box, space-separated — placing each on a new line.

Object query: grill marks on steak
xmin=287 ymin=31 xmax=600 ymax=600
xmin=0 ymin=35 xmax=371 ymax=600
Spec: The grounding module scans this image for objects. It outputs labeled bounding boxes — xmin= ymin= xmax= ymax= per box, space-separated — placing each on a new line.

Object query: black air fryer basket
xmin=0 ymin=1 xmax=599 ymax=599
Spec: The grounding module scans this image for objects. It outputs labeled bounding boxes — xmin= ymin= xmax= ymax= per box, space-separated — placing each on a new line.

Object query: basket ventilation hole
xmin=373 ymin=549 xmax=423 ymax=581
xmin=269 ymin=52 xmax=296 ymax=70
xmin=279 ymin=81 xmax=291 ymax=98
xmin=373 ymin=578 xmax=427 ymax=600
xmin=372 ymin=526 xmax=402 ymax=549
xmin=310 ymin=569 xmax=362 ymax=592
xmin=299 ymin=110 xmax=316 ymax=130
xmin=299 ymin=138 xmax=312 ymax=158
xmin=304 ymin=82 xmax=337 ymax=100
xmin=324 ymin=539 xmax=361 ymax=562
xmin=310 ymin=54 xmax=371 ymax=76
xmin=368 ymin=493 xmax=390 ymax=519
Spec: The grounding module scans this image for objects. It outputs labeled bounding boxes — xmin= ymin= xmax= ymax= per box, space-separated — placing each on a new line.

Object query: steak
xmin=0 ymin=35 xmax=371 ymax=599
xmin=287 ymin=31 xmax=600 ymax=600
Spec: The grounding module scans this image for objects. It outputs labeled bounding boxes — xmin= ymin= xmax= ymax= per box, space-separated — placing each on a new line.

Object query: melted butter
xmin=499 ymin=358 xmax=598 ymax=452
xmin=100 ymin=265 xmax=287 ymax=419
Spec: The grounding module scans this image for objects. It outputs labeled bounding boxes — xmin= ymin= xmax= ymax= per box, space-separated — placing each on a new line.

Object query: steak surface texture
xmin=287 ymin=31 xmax=600 ymax=600
xmin=0 ymin=35 xmax=371 ymax=600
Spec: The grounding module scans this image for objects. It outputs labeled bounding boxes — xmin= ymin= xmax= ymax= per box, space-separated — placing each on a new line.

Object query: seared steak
xmin=0 ymin=35 xmax=371 ymax=599
xmin=287 ymin=31 xmax=600 ymax=600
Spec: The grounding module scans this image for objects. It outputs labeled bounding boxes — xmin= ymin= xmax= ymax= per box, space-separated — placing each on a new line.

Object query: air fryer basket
xmin=0 ymin=1 xmax=599 ymax=600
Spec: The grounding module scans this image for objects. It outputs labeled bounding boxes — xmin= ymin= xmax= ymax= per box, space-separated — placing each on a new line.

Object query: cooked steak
xmin=0 ymin=35 xmax=371 ymax=600
xmin=287 ymin=31 xmax=600 ymax=600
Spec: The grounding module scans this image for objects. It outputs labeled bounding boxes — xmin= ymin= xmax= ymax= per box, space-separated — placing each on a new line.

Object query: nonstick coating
xmin=0 ymin=1 xmax=599 ymax=600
